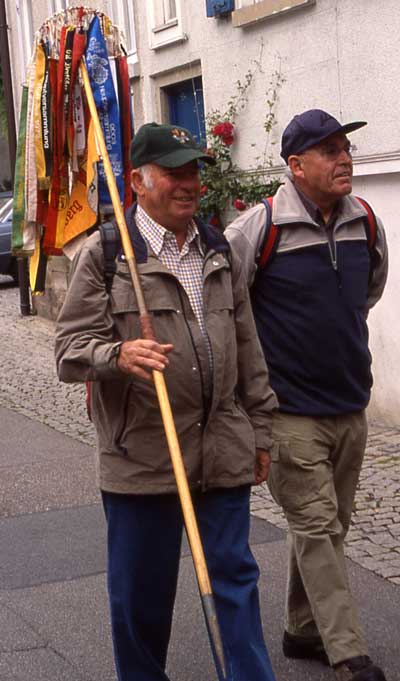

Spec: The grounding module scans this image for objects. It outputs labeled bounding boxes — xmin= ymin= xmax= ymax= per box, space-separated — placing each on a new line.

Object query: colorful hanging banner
xmin=85 ymin=15 xmax=124 ymax=205
xmin=68 ymin=31 xmax=87 ymax=161
xmin=12 ymin=85 xmax=28 ymax=253
xmin=25 ymin=52 xmax=38 ymax=226
xmin=29 ymin=229 xmax=48 ymax=294
xmin=117 ymin=55 xmax=133 ymax=209
xmin=12 ymin=8 xmax=133 ymax=287
xmin=63 ymin=119 xmax=99 ymax=244
xmin=41 ymin=42 xmax=53 ymax=180
xmin=33 ymin=42 xmax=49 ymax=189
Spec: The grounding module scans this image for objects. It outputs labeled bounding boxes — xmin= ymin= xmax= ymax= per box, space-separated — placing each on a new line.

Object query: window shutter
xmin=206 ymin=0 xmax=234 ymax=18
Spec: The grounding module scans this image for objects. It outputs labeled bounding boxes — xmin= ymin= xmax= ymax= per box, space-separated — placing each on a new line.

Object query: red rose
xmin=221 ymin=122 xmax=234 ymax=135
xmin=222 ymin=134 xmax=234 ymax=146
xmin=233 ymin=198 xmax=247 ymax=211
xmin=200 ymin=185 xmax=208 ymax=196
xmin=212 ymin=121 xmax=235 ymax=145
xmin=212 ymin=123 xmax=225 ymax=136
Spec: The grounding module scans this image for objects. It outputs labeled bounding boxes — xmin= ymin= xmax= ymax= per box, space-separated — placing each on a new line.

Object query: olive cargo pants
xmin=268 ymin=411 xmax=369 ymax=666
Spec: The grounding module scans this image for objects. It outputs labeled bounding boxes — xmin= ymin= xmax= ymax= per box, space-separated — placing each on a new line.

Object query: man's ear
xmin=131 ymin=169 xmax=145 ymax=196
xmin=288 ymin=155 xmax=305 ymax=180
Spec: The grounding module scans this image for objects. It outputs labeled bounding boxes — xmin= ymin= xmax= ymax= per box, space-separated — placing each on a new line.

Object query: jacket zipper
xmin=326 ymin=228 xmax=342 ymax=288
xmin=176 ymin=284 xmax=209 ymax=420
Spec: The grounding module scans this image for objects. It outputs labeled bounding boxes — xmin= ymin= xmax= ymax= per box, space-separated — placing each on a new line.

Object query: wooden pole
xmin=79 ymin=58 xmax=226 ymax=679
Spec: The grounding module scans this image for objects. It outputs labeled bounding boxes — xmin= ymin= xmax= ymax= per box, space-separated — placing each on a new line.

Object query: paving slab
xmin=0 ymin=504 xmax=106 ymax=590
xmin=0 ymin=406 xmax=99 ymax=517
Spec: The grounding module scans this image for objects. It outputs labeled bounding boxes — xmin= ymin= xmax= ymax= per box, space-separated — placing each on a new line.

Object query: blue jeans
xmin=102 ymin=485 xmax=275 ymax=681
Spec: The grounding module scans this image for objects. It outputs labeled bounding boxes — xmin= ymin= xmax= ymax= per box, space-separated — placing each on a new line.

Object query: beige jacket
xmin=55 ymin=214 xmax=277 ymax=494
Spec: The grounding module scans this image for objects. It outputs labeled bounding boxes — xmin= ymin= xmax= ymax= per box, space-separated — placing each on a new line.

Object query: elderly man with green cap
xmin=55 ymin=122 xmax=278 ymax=681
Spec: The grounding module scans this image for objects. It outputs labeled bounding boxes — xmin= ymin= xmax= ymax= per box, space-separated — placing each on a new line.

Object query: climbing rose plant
xmin=198 ymin=62 xmax=284 ymax=227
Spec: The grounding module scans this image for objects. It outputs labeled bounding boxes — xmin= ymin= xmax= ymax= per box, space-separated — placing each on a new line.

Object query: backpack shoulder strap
xmin=258 ymin=196 xmax=280 ymax=270
xmin=355 ymin=196 xmax=377 ymax=252
xmin=98 ymin=221 xmax=121 ymax=293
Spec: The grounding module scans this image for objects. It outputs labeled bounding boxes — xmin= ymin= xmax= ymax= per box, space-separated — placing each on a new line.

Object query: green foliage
xmin=198 ymin=55 xmax=285 ymax=227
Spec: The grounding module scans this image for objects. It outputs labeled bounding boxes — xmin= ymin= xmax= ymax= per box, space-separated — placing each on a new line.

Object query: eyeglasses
xmin=313 ymin=141 xmax=354 ymax=160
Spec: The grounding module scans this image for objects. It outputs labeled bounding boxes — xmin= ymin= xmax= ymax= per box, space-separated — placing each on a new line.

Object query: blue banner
xmin=85 ymin=16 xmax=124 ymax=204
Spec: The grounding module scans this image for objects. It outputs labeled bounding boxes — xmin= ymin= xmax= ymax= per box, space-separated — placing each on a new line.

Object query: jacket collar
xmin=125 ymin=203 xmax=230 ymax=262
xmin=273 ymin=178 xmax=368 ymax=227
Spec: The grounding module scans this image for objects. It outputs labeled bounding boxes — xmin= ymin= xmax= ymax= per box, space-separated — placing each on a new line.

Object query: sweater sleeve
xmin=229 ymin=244 xmax=278 ymax=450
xmin=224 ymin=203 xmax=268 ymax=287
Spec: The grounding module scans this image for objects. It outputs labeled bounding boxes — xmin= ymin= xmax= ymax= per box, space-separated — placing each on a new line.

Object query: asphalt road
xmin=0 ymin=406 xmax=398 ymax=681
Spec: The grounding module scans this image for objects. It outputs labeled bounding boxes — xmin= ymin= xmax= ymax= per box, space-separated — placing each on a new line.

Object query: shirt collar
xmin=136 ymin=205 xmax=202 ymax=256
xmin=293 ymin=181 xmax=341 ymax=227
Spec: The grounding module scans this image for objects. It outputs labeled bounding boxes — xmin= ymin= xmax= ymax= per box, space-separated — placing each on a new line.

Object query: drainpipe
xmin=0 ymin=0 xmax=30 ymax=315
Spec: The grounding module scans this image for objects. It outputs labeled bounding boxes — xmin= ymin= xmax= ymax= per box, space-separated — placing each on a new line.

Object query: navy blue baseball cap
xmin=280 ymin=109 xmax=367 ymax=163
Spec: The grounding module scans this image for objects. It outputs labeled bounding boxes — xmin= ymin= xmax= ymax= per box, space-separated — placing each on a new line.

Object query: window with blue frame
xmin=165 ymin=77 xmax=206 ymax=146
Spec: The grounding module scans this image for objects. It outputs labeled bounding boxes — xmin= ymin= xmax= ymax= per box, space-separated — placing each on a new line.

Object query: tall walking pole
xmin=80 ymin=58 xmax=226 ymax=680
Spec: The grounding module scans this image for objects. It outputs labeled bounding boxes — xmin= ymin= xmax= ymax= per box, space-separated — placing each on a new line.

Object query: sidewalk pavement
xmin=0 ymin=279 xmax=399 ymax=680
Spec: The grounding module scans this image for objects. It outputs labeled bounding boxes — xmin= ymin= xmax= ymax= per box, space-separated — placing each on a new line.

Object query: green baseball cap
xmin=130 ymin=122 xmax=216 ymax=168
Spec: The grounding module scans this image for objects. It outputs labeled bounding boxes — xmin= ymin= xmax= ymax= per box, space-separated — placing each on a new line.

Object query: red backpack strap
xmin=258 ymin=196 xmax=280 ymax=269
xmin=355 ymin=196 xmax=377 ymax=251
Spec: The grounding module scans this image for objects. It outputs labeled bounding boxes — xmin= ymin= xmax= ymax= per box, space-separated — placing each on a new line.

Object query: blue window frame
xmin=166 ymin=77 xmax=206 ymax=145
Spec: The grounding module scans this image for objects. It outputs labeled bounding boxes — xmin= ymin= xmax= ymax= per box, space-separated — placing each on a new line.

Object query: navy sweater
xmin=251 ymin=237 xmax=372 ymax=416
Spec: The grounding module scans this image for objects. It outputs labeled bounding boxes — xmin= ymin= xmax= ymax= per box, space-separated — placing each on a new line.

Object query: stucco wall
xmin=352 ymin=172 xmax=399 ymax=425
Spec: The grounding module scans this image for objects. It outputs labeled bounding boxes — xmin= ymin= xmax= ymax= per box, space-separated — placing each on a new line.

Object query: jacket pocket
xmin=204 ymin=266 xmax=234 ymax=314
xmin=209 ymin=405 xmax=255 ymax=483
xmin=110 ymin=272 xmax=177 ymax=315
xmin=267 ymin=437 xmax=323 ymax=515
xmin=110 ymin=274 xmax=179 ymax=343
xmin=267 ymin=441 xmax=283 ymax=506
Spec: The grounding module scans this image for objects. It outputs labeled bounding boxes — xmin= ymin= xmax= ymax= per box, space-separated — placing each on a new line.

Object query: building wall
xmin=133 ymin=0 xmax=399 ymax=171
xmin=352 ymin=171 xmax=399 ymax=425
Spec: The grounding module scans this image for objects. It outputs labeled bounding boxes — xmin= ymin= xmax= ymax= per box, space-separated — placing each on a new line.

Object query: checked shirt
xmin=135 ymin=205 xmax=213 ymax=366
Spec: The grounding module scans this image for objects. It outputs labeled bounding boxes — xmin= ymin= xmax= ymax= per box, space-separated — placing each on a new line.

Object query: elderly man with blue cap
xmin=226 ymin=109 xmax=388 ymax=680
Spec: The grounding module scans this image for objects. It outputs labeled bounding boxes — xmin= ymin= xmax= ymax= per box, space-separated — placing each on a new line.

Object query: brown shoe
xmin=333 ymin=656 xmax=386 ymax=680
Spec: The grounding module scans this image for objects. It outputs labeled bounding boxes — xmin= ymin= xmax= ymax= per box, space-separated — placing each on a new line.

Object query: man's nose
xmin=339 ymin=147 xmax=352 ymax=162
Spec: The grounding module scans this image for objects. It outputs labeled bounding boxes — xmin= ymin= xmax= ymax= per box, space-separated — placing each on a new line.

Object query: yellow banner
xmin=63 ymin=119 xmax=99 ymax=245
xmin=33 ymin=42 xmax=49 ymax=190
